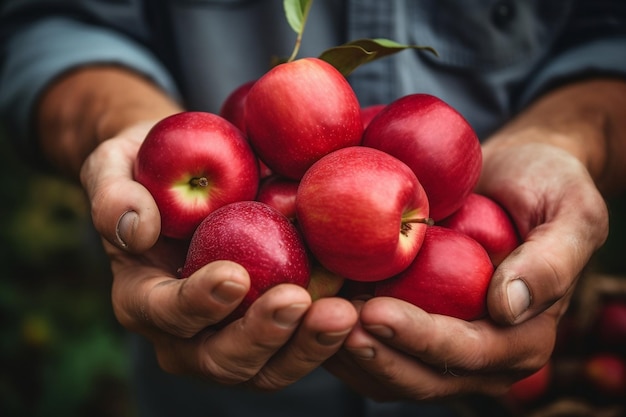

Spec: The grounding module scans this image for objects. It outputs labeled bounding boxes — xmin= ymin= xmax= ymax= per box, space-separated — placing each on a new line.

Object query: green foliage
xmin=283 ymin=0 xmax=313 ymax=34
xmin=319 ymin=38 xmax=438 ymax=77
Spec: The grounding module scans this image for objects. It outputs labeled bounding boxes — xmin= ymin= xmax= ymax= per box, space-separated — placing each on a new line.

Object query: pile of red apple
xmin=134 ymin=57 xmax=521 ymax=327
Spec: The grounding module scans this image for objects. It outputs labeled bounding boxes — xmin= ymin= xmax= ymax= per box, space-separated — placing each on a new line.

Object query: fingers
xmin=340 ymin=297 xmax=557 ymax=399
xmin=113 ymin=246 xmax=359 ymax=391
xmin=488 ymin=224 xmax=588 ymax=324
xmin=80 ymin=123 xmax=161 ymax=253
xmin=154 ymin=284 xmax=310 ymax=383
xmin=111 ymin=257 xmax=251 ymax=337
xmin=153 ymin=287 xmax=357 ymax=390
xmin=249 ymin=296 xmax=358 ymax=390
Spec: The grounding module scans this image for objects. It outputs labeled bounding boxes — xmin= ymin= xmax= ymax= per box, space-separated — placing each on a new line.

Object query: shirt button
xmin=491 ymin=0 xmax=517 ymax=29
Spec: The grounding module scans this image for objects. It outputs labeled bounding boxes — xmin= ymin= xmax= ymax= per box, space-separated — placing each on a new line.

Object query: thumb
xmin=80 ymin=125 xmax=161 ymax=253
xmin=488 ymin=205 xmax=607 ymax=325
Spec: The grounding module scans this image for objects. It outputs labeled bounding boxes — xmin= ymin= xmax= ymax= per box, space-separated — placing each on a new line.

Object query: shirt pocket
xmin=406 ymin=0 xmax=572 ymax=71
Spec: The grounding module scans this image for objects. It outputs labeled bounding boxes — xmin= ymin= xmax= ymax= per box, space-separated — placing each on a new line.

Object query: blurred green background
xmin=0 ymin=130 xmax=137 ymax=417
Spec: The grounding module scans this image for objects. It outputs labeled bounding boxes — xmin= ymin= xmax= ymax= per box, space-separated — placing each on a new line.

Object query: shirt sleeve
xmin=517 ymin=0 xmax=626 ymax=109
xmin=518 ymin=35 xmax=626 ymax=109
xmin=0 ymin=15 xmax=180 ymax=157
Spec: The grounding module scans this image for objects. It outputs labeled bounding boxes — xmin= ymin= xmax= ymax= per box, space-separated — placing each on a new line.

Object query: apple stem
xmin=400 ymin=217 xmax=434 ymax=237
xmin=404 ymin=217 xmax=435 ymax=226
xmin=190 ymin=177 xmax=209 ymax=188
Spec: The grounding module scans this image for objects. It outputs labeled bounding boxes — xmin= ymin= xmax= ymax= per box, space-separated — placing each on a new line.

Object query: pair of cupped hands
xmin=79 ymin=113 xmax=607 ymax=402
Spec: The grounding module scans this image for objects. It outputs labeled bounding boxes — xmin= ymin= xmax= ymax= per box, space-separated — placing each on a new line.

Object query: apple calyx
xmin=189 ymin=176 xmax=209 ymax=188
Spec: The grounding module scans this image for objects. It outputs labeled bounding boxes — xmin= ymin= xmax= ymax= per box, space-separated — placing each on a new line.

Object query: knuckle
xmin=199 ymin=356 xmax=257 ymax=385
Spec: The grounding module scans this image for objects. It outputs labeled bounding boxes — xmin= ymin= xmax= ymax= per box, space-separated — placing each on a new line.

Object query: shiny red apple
xmin=134 ymin=111 xmax=259 ymax=239
xmin=245 ymin=57 xmax=363 ymax=180
xmin=439 ymin=193 xmax=520 ymax=266
xmin=179 ymin=201 xmax=311 ymax=326
xmin=296 ymin=146 xmax=431 ymax=282
xmin=375 ymin=226 xmax=494 ymax=320
xmin=362 ymin=94 xmax=482 ymax=221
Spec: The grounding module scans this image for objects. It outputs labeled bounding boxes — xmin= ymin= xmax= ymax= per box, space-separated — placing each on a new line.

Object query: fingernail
xmin=212 ymin=281 xmax=248 ymax=305
xmin=273 ymin=303 xmax=308 ymax=328
xmin=116 ymin=210 xmax=138 ymax=248
xmin=364 ymin=324 xmax=394 ymax=339
xmin=317 ymin=329 xmax=351 ymax=346
xmin=507 ymin=279 xmax=531 ymax=319
xmin=346 ymin=346 xmax=375 ymax=360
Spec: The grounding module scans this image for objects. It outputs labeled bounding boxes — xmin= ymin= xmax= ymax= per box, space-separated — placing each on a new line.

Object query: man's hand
xmin=326 ymin=91 xmax=611 ymax=400
xmin=80 ymin=122 xmax=359 ymax=390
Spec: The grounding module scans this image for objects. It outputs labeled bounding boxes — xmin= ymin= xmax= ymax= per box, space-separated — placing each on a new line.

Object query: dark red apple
xmin=439 ymin=193 xmax=520 ymax=266
xmin=360 ymin=104 xmax=386 ymax=129
xmin=296 ymin=146 xmax=431 ymax=282
xmin=179 ymin=201 xmax=310 ymax=325
xmin=375 ymin=226 xmax=494 ymax=320
xmin=256 ymin=174 xmax=299 ymax=221
xmin=134 ymin=112 xmax=259 ymax=239
xmin=219 ymin=80 xmax=256 ymax=133
xmin=362 ymin=94 xmax=482 ymax=221
xmin=245 ymin=57 xmax=363 ymax=180
xmin=507 ymin=360 xmax=552 ymax=404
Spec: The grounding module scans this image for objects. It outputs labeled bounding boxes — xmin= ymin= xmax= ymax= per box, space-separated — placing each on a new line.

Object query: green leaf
xmin=283 ymin=0 xmax=313 ymax=34
xmin=319 ymin=38 xmax=438 ymax=76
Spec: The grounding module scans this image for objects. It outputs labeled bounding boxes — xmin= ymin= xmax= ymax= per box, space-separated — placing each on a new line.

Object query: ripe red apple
xmin=134 ymin=112 xmax=259 ymax=239
xmin=360 ymin=104 xmax=386 ymax=129
xmin=375 ymin=226 xmax=494 ymax=320
xmin=362 ymin=94 xmax=482 ymax=221
xmin=245 ymin=57 xmax=363 ymax=180
xmin=594 ymin=300 xmax=626 ymax=351
xmin=256 ymin=175 xmax=299 ymax=221
xmin=439 ymin=193 xmax=520 ymax=266
xmin=584 ymin=352 xmax=626 ymax=397
xmin=179 ymin=201 xmax=311 ymax=326
xmin=219 ymin=80 xmax=256 ymax=133
xmin=296 ymin=146 xmax=431 ymax=282
xmin=507 ymin=360 xmax=552 ymax=404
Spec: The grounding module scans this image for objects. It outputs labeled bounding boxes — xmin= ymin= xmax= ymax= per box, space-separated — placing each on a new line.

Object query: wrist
xmin=483 ymin=78 xmax=626 ymax=195
xmin=37 ymin=65 xmax=182 ymax=179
